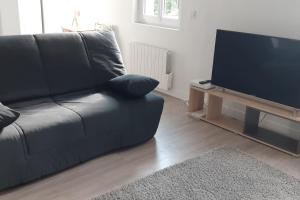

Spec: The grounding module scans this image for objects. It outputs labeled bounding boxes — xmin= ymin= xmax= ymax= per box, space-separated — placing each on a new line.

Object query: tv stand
xmin=188 ymin=85 xmax=300 ymax=156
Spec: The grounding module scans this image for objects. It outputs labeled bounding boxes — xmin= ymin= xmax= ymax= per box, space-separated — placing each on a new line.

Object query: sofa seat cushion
xmin=55 ymin=90 xmax=164 ymax=146
xmin=9 ymin=98 xmax=85 ymax=155
xmin=54 ymin=90 xmax=127 ymax=139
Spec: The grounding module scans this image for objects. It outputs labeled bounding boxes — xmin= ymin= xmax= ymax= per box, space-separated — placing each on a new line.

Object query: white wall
xmin=95 ymin=0 xmax=300 ymax=135
xmin=94 ymin=0 xmax=300 ymax=101
xmin=2 ymin=0 xmax=300 ymax=99
xmin=0 ymin=0 xmax=20 ymax=35
xmin=0 ymin=0 xmax=299 ymax=134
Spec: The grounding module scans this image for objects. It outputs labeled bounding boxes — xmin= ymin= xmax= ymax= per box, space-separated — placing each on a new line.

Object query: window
xmin=144 ymin=0 xmax=159 ymax=16
xmin=18 ymin=0 xmax=109 ymax=34
xmin=136 ymin=0 xmax=181 ymax=29
xmin=163 ymin=0 xmax=179 ymax=19
xmin=18 ymin=0 xmax=43 ymax=34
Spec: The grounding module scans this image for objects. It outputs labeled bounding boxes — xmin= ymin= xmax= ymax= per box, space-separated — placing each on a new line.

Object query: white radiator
xmin=128 ymin=42 xmax=173 ymax=90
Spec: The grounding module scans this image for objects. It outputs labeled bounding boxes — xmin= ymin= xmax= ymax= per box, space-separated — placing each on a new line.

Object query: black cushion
xmin=0 ymin=35 xmax=49 ymax=103
xmin=109 ymin=74 xmax=159 ymax=97
xmin=0 ymin=103 xmax=20 ymax=129
xmin=80 ymin=30 xmax=126 ymax=86
xmin=34 ymin=33 xmax=95 ymax=95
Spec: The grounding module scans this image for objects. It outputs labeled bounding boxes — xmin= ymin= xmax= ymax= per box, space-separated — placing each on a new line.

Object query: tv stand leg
xmin=207 ymin=95 xmax=223 ymax=120
xmin=297 ymin=141 xmax=300 ymax=154
xmin=244 ymin=107 xmax=260 ymax=135
xmin=244 ymin=107 xmax=300 ymax=155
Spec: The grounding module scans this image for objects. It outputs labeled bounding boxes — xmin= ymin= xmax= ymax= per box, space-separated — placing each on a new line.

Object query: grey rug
xmin=92 ymin=148 xmax=300 ymax=200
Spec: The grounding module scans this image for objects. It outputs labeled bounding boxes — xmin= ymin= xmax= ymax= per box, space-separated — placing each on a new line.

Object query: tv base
xmin=188 ymin=85 xmax=300 ymax=157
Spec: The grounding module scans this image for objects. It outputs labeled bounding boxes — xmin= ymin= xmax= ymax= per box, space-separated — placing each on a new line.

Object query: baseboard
xmin=155 ymin=89 xmax=187 ymax=101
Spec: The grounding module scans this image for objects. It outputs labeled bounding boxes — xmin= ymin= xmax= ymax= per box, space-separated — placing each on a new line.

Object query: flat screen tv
xmin=211 ymin=30 xmax=300 ymax=109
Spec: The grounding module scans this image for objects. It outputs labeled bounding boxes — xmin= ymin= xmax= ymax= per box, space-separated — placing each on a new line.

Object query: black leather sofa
xmin=0 ymin=30 xmax=164 ymax=190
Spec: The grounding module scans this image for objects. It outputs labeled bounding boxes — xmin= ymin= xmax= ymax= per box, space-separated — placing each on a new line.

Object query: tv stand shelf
xmin=188 ymin=86 xmax=300 ymax=156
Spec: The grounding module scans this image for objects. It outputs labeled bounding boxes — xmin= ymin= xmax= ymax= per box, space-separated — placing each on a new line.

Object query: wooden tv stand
xmin=188 ymin=85 xmax=300 ymax=156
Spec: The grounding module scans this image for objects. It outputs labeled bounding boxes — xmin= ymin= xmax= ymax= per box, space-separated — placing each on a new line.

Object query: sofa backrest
xmin=0 ymin=35 xmax=50 ymax=103
xmin=0 ymin=30 xmax=125 ymax=103
xmin=35 ymin=33 xmax=95 ymax=95
xmin=80 ymin=31 xmax=125 ymax=86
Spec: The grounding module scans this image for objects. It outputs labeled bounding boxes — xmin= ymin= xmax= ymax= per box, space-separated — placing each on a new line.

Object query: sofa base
xmin=3 ymin=135 xmax=155 ymax=192
xmin=0 ymin=93 xmax=164 ymax=191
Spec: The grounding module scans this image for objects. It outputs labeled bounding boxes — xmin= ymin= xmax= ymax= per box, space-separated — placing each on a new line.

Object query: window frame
xmin=136 ymin=0 xmax=181 ymax=29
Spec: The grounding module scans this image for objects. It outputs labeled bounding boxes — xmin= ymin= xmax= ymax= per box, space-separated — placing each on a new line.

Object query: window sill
xmin=134 ymin=22 xmax=180 ymax=31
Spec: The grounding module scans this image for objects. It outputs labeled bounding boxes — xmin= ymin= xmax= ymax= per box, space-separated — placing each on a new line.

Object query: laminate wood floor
xmin=1 ymin=93 xmax=300 ymax=200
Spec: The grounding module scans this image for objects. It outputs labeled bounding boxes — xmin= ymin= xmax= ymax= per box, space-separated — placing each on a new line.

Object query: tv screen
xmin=211 ymin=30 xmax=300 ymax=109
